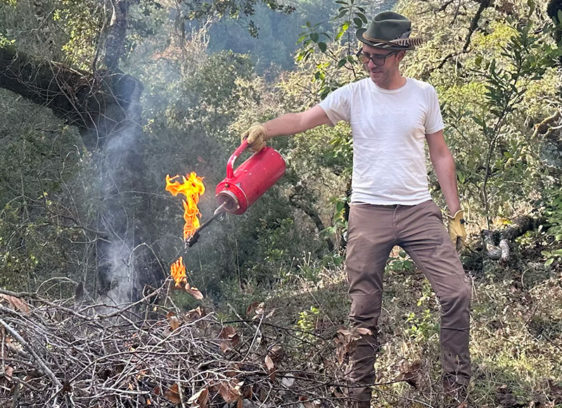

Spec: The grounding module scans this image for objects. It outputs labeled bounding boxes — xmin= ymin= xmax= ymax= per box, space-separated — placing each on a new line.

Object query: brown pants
xmin=345 ymin=200 xmax=471 ymax=404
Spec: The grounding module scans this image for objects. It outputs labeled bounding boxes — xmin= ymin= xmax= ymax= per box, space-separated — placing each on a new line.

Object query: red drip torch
xmin=186 ymin=141 xmax=286 ymax=247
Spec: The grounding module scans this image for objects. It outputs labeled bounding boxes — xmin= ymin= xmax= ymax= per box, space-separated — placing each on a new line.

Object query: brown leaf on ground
xmin=217 ymin=379 xmax=242 ymax=403
xmin=396 ymin=360 xmax=422 ymax=389
xmin=267 ymin=345 xmax=284 ymax=363
xmin=166 ymin=311 xmax=181 ymax=331
xmin=184 ymin=283 xmax=204 ymax=300
xmin=218 ymin=326 xmax=240 ymax=353
xmin=264 ymin=354 xmax=275 ymax=372
xmin=5 ymin=336 xmax=23 ymax=353
xmin=165 ymin=383 xmax=181 ymax=404
xmin=185 ymin=306 xmax=204 ymax=321
xmin=0 ymin=294 xmax=30 ymax=314
xmin=246 ymin=302 xmax=265 ymax=318
xmin=334 ymin=327 xmax=371 ymax=364
xmin=355 ymin=327 xmax=373 ymax=336
xmin=3 ymin=365 xmax=13 ymax=381
xmin=188 ymin=387 xmax=209 ymax=407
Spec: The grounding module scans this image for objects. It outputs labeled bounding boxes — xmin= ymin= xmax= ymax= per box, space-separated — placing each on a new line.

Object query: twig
xmin=0 ymin=318 xmax=62 ymax=389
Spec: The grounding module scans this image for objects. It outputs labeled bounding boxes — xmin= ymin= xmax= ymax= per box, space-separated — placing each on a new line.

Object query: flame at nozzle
xmin=165 ymin=172 xmax=205 ymax=241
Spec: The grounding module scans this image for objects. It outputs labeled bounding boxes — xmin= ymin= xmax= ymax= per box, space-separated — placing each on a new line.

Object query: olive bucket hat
xmin=356 ymin=11 xmax=423 ymax=50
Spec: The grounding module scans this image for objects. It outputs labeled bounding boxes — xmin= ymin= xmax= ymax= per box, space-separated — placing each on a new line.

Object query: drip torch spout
xmin=185 ymin=202 xmax=227 ymax=248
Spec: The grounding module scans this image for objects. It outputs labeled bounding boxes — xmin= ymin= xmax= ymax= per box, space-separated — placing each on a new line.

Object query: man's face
xmin=359 ymin=44 xmax=403 ymax=87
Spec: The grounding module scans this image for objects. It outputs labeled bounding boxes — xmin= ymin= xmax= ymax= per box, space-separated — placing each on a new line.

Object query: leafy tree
xmin=0 ymin=0 xmax=299 ymax=298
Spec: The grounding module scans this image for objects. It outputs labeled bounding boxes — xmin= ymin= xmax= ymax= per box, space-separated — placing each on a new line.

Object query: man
xmin=242 ymin=11 xmax=470 ymax=407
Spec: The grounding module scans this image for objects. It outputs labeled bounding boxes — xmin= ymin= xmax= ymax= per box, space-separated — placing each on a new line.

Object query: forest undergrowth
xmin=251 ymin=238 xmax=562 ymax=408
xmin=1 ymin=230 xmax=560 ymax=408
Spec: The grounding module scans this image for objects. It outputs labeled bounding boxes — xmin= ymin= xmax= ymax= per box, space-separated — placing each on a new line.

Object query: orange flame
xmin=165 ymin=172 xmax=205 ymax=240
xmin=170 ymin=256 xmax=187 ymax=288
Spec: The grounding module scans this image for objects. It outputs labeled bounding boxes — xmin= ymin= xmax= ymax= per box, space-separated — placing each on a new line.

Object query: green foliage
xmin=405 ymin=308 xmax=438 ymax=342
xmin=297 ymin=305 xmax=320 ymax=333
xmin=321 ymin=195 xmax=349 ymax=244
xmin=387 ymin=250 xmax=415 ymax=273
xmin=295 ymin=0 xmax=370 ymax=97
xmin=543 ymin=188 xmax=562 ymax=242
xmin=0 ymin=90 xmax=89 ymax=291
xmin=541 ymin=187 xmax=562 ymax=267
xmin=466 ymin=13 xmax=559 ymax=225
xmin=392 ymin=0 xmax=562 ymax=229
xmin=207 ymin=1 xmax=335 ymax=72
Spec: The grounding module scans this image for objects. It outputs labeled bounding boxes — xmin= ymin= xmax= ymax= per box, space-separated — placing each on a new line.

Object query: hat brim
xmin=356 ymin=28 xmax=420 ymax=50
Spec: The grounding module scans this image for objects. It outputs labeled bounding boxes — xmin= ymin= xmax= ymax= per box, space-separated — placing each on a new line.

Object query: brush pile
xmin=0 ymin=282 xmax=353 ymax=407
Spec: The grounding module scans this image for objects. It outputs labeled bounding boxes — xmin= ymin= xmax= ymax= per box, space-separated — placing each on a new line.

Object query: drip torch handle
xmin=226 ymin=141 xmax=249 ymax=179
xmin=185 ymin=203 xmax=228 ymax=248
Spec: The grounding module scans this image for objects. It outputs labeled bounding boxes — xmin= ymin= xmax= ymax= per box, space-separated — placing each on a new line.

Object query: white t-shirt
xmin=319 ymin=77 xmax=444 ymax=205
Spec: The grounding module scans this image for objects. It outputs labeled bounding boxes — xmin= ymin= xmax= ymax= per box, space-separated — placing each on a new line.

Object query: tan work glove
xmin=241 ymin=123 xmax=268 ymax=152
xmin=447 ymin=210 xmax=467 ymax=251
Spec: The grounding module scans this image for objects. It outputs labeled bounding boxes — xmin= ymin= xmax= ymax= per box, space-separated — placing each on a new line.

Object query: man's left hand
xmin=447 ymin=210 xmax=467 ymax=251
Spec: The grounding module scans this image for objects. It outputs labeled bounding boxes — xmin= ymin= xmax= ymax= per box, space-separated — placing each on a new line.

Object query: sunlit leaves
xmin=295 ymin=0 xmax=368 ymax=96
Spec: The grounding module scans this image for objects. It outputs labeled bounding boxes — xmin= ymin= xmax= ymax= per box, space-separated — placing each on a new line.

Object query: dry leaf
xmin=267 ymin=345 xmax=283 ymax=363
xmin=0 ymin=294 xmax=30 ymax=314
xmin=166 ymin=311 xmax=181 ymax=331
xmin=218 ymin=327 xmax=240 ymax=353
xmin=165 ymin=383 xmax=181 ymax=404
xmin=185 ymin=283 xmax=204 ymax=300
xmin=356 ymin=327 xmax=373 ymax=336
xmin=5 ymin=336 xmax=23 ymax=354
xmin=185 ymin=306 xmax=204 ymax=321
xmin=334 ymin=327 xmax=373 ymax=364
xmin=217 ymin=380 xmax=242 ymax=403
xmin=3 ymin=365 xmax=13 ymax=381
xmin=246 ymin=301 xmax=265 ymax=317
xmin=396 ymin=360 xmax=422 ymax=389
xmin=264 ymin=355 xmax=275 ymax=372
xmin=188 ymin=387 xmax=209 ymax=407
xmin=246 ymin=302 xmax=265 ymax=320
xmin=265 ymin=354 xmax=276 ymax=380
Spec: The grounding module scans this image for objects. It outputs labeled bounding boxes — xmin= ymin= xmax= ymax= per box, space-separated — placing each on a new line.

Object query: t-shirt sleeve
xmin=424 ymin=85 xmax=444 ymax=134
xmin=318 ymin=85 xmax=351 ymax=125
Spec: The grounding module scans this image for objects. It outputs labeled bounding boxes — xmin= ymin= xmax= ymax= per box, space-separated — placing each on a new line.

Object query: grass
xmin=218 ymin=247 xmax=562 ymax=407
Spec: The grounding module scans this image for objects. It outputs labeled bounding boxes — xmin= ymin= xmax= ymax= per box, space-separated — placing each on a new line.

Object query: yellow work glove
xmin=241 ymin=123 xmax=268 ymax=152
xmin=447 ymin=210 xmax=467 ymax=251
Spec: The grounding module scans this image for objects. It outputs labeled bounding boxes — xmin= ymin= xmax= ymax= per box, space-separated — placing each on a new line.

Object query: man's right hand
xmin=241 ymin=123 xmax=268 ymax=152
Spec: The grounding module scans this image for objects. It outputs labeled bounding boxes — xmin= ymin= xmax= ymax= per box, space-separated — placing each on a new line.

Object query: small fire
xmin=165 ymin=172 xmax=205 ymax=240
xmin=166 ymin=172 xmax=205 ymax=299
xmin=170 ymin=256 xmax=187 ymax=287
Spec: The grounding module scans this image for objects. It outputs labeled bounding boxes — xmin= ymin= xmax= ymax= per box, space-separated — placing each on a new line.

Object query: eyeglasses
xmin=356 ymin=49 xmax=398 ymax=65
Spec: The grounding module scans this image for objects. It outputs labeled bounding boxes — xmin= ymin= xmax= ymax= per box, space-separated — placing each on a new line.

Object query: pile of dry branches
xmin=0 ymin=281 xmax=354 ymax=407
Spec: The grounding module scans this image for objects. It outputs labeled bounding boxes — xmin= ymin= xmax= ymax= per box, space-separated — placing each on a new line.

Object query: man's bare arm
xmin=426 ymin=130 xmax=461 ymax=216
xmin=263 ymin=105 xmax=332 ymax=138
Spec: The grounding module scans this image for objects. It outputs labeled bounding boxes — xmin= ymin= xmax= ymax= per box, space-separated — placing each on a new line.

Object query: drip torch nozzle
xmin=185 ymin=202 xmax=228 ymax=248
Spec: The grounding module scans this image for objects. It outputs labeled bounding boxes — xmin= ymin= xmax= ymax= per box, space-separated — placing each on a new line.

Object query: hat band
xmin=362 ymin=32 xmax=423 ymax=47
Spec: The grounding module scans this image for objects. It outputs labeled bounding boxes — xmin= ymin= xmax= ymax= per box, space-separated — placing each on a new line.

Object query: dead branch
xmin=0 ymin=281 xmax=370 ymax=407
xmin=481 ymin=215 xmax=546 ymax=261
xmin=0 ymin=318 xmax=62 ymax=390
